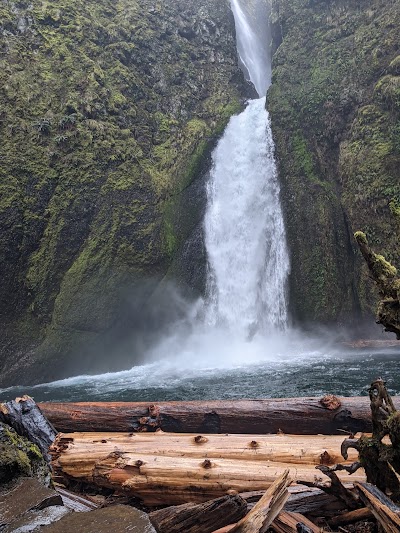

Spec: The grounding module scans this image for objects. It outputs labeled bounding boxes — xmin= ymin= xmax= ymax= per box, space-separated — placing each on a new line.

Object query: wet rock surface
xmin=0 ymin=477 xmax=66 ymax=531
xmin=0 ymin=0 xmax=248 ymax=387
xmin=269 ymin=0 xmax=400 ymax=326
xmin=37 ymin=505 xmax=156 ymax=532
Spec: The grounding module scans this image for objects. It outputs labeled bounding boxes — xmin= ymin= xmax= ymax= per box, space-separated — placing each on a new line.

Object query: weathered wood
xmin=38 ymin=396 xmax=400 ymax=434
xmin=56 ymin=488 xmax=98 ymax=512
xmin=50 ymin=432 xmax=366 ymax=506
xmin=328 ymin=507 xmax=373 ymax=527
xmin=270 ymin=511 xmax=319 ymax=533
xmin=241 ymin=485 xmax=346 ymax=515
xmin=149 ymin=494 xmax=247 ymax=533
xmin=314 ymin=465 xmax=359 ymax=510
xmin=1 ymin=396 xmax=57 ymax=461
xmin=284 ymin=485 xmax=346 ymax=515
xmin=356 ymin=482 xmax=400 ymax=533
xmin=229 ymin=470 xmax=291 ymax=532
xmin=51 ymin=431 xmax=359 ymax=465
xmin=341 ymin=379 xmax=400 ymax=498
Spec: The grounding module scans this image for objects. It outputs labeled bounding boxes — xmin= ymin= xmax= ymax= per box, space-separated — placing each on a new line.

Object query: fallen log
xmin=51 ymin=431 xmax=359 ymax=465
xmin=230 ymin=486 xmax=346 ymax=518
xmin=149 ymin=494 xmax=247 ymax=533
xmin=39 ymin=396 xmax=400 ymax=434
xmin=50 ymin=431 xmax=366 ymax=506
xmin=229 ymin=470 xmax=291 ymax=532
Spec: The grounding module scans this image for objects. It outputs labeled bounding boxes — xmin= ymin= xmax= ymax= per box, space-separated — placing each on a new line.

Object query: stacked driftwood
xmin=2 ymin=381 xmax=400 ymax=532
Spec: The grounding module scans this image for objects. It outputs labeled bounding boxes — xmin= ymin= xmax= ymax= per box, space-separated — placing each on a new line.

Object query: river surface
xmin=1 ymin=345 xmax=399 ymax=403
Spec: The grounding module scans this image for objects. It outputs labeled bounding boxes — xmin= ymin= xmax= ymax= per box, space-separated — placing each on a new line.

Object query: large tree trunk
xmin=50 ymin=431 xmax=366 ymax=506
xmin=38 ymin=395 xmax=400 ymax=434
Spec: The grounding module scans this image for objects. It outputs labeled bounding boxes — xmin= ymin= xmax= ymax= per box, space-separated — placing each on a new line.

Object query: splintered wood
xmin=50 ymin=431 xmax=365 ymax=506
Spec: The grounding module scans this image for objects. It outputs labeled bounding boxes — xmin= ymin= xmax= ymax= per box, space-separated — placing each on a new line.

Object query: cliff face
xmin=268 ymin=0 xmax=400 ymax=327
xmin=0 ymin=0 xmax=247 ymax=385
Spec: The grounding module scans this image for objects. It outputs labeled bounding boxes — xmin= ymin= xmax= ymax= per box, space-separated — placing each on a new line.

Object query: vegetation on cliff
xmin=0 ymin=0 xmax=247 ymax=385
xmin=268 ymin=0 xmax=400 ymax=326
xmin=355 ymin=232 xmax=400 ymax=339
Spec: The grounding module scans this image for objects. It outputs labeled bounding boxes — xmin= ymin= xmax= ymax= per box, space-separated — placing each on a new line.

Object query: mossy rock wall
xmin=0 ymin=0 xmax=248 ymax=385
xmin=268 ymin=0 xmax=400 ymax=327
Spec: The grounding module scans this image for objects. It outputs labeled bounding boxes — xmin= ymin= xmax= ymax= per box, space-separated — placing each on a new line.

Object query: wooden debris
xmin=51 ymin=431 xmax=359 ymax=465
xmin=328 ymin=507 xmax=373 ymax=527
xmin=149 ymin=494 xmax=247 ymax=533
xmin=340 ymin=379 xmax=400 ymax=498
xmin=38 ymin=396 xmax=400 ymax=435
xmin=270 ymin=511 xmax=320 ymax=533
xmin=228 ymin=470 xmax=291 ymax=532
xmin=0 ymin=396 xmax=57 ymax=461
xmin=356 ymin=482 xmax=400 ymax=533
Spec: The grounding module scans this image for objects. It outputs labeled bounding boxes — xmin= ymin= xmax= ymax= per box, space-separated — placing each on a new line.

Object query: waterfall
xmin=203 ymin=0 xmax=290 ymax=335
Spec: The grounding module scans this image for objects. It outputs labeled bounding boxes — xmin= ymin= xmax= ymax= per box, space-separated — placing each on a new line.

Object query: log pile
xmin=3 ymin=381 xmax=400 ymax=532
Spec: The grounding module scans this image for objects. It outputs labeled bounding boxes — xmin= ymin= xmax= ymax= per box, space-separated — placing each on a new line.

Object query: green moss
xmin=269 ymin=0 xmax=400 ymax=323
xmin=0 ymin=0 xmax=247 ymax=383
xmin=390 ymin=200 xmax=400 ymax=218
xmin=0 ymin=423 xmax=49 ymax=484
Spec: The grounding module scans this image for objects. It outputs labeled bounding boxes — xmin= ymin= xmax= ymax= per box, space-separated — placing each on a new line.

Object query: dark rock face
xmin=0 ymin=0 xmax=248 ymax=385
xmin=268 ymin=0 xmax=400 ymax=328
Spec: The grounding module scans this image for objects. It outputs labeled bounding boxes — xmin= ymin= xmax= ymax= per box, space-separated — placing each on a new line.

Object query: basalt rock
xmin=269 ymin=0 xmax=400 ymax=328
xmin=0 ymin=0 xmax=249 ymax=386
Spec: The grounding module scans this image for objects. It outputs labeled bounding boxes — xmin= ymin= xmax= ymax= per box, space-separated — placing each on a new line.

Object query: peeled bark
xmin=50 ymin=431 xmax=366 ymax=506
xmin=38 ymin=395 xmax=400 ymax=435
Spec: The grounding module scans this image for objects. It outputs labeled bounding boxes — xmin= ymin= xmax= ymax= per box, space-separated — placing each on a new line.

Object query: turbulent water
xmin=1 ymin=346 xmax=400 ymax=402
xmin=204 ymin=98 xmax=289 ymax=334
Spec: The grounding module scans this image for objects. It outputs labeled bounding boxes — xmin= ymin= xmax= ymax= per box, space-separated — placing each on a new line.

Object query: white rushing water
xmin=204 ymin=0 xmax=289 ymax=336
xmin=230 ymin=0 xmax=271 ymax=96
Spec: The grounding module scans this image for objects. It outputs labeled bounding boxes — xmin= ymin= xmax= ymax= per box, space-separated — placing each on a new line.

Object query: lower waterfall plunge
xmin=204 ymin=97 xmax=289 ymax=336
